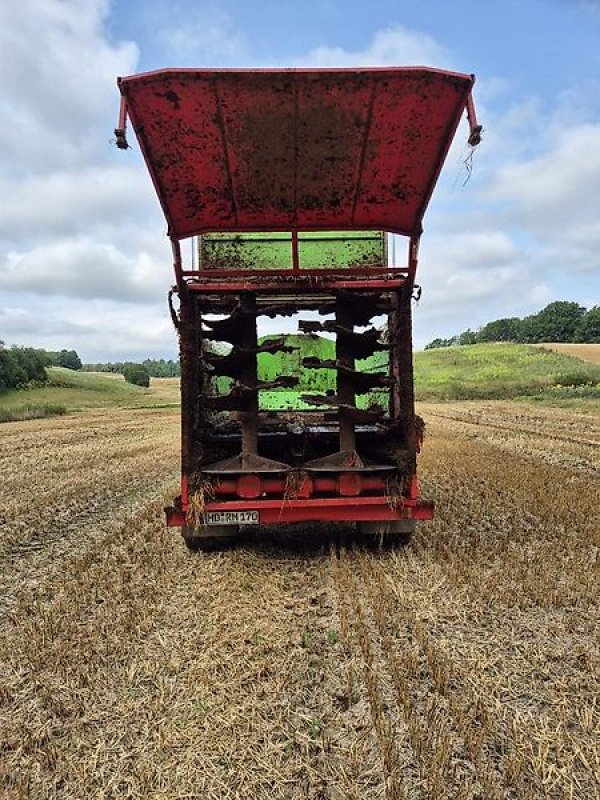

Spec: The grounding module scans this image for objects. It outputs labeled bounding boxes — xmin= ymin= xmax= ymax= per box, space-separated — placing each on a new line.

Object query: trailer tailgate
xmin=117 ymin=67 xmax=477 ymax=239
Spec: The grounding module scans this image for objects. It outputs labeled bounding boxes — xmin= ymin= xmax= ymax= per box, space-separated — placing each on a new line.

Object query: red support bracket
xmin=466 ymin=91 xmax=483 ymax=146
xmin=407 ymin=236 xmax=420 ymax=286
xmin=114 ymin=94 xmax=129 ymax=149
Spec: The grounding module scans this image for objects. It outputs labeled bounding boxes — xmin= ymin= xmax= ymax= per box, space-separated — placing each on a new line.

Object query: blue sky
xmin=0 ymin=0 xmax=598 ymax=360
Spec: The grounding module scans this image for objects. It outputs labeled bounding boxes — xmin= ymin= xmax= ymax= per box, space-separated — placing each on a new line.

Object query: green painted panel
xmin=199 ymin=231 xmax=386 ymax=270
xmin=298 ymin=232 xmax=385 ymax=269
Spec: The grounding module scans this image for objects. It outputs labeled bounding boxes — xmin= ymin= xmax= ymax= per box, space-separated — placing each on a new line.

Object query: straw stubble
xmin=0 ymin=401 xmax=598 ymax=798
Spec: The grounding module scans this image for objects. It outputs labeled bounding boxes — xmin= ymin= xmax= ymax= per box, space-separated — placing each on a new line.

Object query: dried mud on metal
xmin=1 ymin=402 xmax=598 ymax=799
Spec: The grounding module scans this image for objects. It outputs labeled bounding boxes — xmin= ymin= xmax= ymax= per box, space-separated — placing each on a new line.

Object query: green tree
xmin=0 ymin=344 xmax=49 ymax=392
xmin=574 ymin=306 xmax=600 ymax=343
xmin=424 ymin=337 xmax=457 ymax=350
xmin=19 ymin=347 xmax=50 ymax=382
xmin=457 ymin=329 xmax=478 ymax=345
xmin=477 ymin=317 xmax=522 ymax=342
xmin=142 ymin=358 xmax=180 ymax=377
xmin=123 ymin=363 xmax=150 ymax=388
xmin=520 ymin=301 xmax=586 ymax=343
xmin=0 ymin=346 xmax=25 ymax=391
xmin=55 ymin=349 xmax=82 ymax=370
xmin=83 ymin=359 xmax=180 ymax=377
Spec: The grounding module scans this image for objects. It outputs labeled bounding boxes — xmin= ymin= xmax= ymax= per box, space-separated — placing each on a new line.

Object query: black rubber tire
xmin=182 ymin=524 xmax=239 ymax=552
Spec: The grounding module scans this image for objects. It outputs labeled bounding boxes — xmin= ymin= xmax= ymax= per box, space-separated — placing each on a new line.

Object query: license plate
xmin=202 ymin=510 xmax=259 ymax=526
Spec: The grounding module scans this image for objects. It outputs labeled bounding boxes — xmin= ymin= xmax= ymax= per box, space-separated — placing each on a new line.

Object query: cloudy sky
xmin=1 ymin=0 xmax=599 ymax=360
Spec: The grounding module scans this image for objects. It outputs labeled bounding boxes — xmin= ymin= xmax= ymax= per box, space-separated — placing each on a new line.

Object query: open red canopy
xmin=117 ymin=67 xmax=478 ymax=240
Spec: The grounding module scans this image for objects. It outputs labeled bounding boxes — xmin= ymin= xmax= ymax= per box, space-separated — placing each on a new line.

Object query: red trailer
xmin=115 ymin=67 xmax=481 ymax=549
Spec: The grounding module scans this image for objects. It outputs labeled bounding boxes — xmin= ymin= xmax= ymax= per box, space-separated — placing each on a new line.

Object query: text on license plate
xmin=203 ymin=510 xmax=259 ymax=526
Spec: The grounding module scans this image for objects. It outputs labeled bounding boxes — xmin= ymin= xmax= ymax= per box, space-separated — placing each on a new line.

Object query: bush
xmin=123 ymin=364 xmax=150 ymax=388
xmin=54 ymin=349 xmax=82 ymax=370
xmin=0 ymin=404 xmax=67 ymax=423
xmin=0 ymin=344 xmax=50 ymax=392
xmin=553 ymin=371 xmax=595 ymax=387
xmin=83 ymin=358 xmax=180 ymax=377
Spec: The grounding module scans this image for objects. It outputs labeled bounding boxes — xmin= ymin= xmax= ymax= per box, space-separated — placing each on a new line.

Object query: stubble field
xmin=0 ymin=399 xmax=598 ymax=799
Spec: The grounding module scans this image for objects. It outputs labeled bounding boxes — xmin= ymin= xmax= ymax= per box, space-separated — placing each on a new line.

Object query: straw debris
xmin=0 ymin=400 xmax=598 ymax=798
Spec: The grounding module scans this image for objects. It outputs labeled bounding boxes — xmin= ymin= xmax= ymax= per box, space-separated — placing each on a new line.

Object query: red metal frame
xmin=167 ymin=459 xmax=431 ymax=529
xmin=184 ymin=278 xmax=407 ymax=293
xmin=181 ymin=267 xmax=409 ymax=279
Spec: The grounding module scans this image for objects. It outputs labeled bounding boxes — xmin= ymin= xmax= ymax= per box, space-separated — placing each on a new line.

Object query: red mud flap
xmin=165 ymin=496 xmax=434 ymax=527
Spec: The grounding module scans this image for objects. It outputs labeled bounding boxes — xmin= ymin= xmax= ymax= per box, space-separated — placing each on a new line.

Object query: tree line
xmin=0 ymin=344 xmax=82 ymax=392
xmin=0 ymin=343 xmax=179 ymax=394
xmin=425 ymin=302 xmax=600 ymax=350
xmin=82 ymin=358 xmax=180 ymax=378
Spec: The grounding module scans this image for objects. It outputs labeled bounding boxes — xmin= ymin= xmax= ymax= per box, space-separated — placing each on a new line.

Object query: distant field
xmin=2 ymin=344 xmax=599 ymax=423
xmin=0 ymin=368 xmax=179 ymax=422
xmin=414 ymin=342 xmax=600 ymax=403
xmin=262 ymin=343 xmax=600 ymax=409
xmin=533 ymin=342 xmax=600 ymax=365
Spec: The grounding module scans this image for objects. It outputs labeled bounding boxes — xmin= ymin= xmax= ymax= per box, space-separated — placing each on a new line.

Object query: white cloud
xmin=0 ymin=0 xmax=173 ymax=347
xmin=0 ymin=238 xmax=170 ymax=304
xmin=487 ymin=123 xmax=600 ymax=274
xmin=423 ymin=231 xmax=519 ymax=274
xmin=0 ymin=0 xmax=138 ymax=173
xmin=0 ymin=306 xmax=89 ymax=338
xmin=0 ymin=301 xmax=176 ymax=362
xmin=529 ymin=284 xmax=554 ymax=307
xmin=0 ymin=165 xmax=156 ymax=243
xmin=491 ymin=124 xmax=600 ymax=217
xmin=413 ymin=100 xmax=600 ymax=345
xmin=293 ymin=25 xmax=449 ymax=68
xmin=413 ymin=230 xmax=523 ymax=342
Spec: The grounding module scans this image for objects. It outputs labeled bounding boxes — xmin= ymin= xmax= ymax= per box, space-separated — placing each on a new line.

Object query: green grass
xmin=3 ymin=345 xmax=598 ymax=422
xmin=413 ymin=343 xmax=600 ymax=402
xmin=0 ymin=368 xmax=178 ymax=421
xmin=259 ymin=343 xmax=600 ymax=409
xmin=0 ymin=403 xmax=68 ymax=423
xmin=516 ymin=383 xmax=600 ymax=410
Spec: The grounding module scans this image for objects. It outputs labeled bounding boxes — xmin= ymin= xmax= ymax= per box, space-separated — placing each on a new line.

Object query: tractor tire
xmin=182 ymin=524 xmax=239 ymax=552
xmin=357 ymin=519 xmax=415 ymax=546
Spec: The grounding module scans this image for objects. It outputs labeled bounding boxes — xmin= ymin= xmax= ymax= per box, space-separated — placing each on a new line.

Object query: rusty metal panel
xmin=200 ymin=233 xmax=292 ymax=270
xmin=199 ymin=230 xmax=385 ymax=270
xmin=117 ymin=67 xmax=475 ymax=239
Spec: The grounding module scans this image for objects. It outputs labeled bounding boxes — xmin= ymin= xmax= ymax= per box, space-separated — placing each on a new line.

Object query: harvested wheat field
xmin=534 ymin=343 xmax=600 ymax=365
xmin=1 ymin=401 xmax=598 ymax=799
